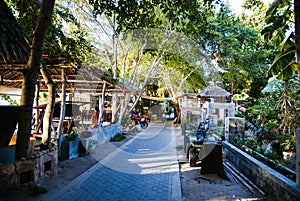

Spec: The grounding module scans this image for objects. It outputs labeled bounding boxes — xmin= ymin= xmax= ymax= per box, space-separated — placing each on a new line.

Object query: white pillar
xmin=228 ymin=103 xmax=235 ymax=117
xmin=296 ymin=128 xmax=300 ymax=186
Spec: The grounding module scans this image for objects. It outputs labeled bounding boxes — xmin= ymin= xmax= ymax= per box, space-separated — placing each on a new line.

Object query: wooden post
xmin=34 ymin=82 xmax=40 ymax=129
xmin=57 ymin=68 xmax=66 ymax=158
xmin=99 ymin=81 xmax=106 ymax=125
xmin=297 ymin=128 xmax=300 ymax=186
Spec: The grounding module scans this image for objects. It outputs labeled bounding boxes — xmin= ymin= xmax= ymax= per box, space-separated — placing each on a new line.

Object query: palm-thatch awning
xmin=2 ymin=56 xmax=136 ymax=94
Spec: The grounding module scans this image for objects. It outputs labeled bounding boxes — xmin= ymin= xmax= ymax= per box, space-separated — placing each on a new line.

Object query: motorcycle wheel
xmin=189 ymin=148 xmax=197 ymax=167
xmin=141 ymin=121 xmax=148 ymax=129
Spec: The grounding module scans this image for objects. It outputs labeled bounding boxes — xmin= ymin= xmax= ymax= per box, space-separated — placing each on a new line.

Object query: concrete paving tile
xmin=46 ymin=122 xmax=182 ymax=201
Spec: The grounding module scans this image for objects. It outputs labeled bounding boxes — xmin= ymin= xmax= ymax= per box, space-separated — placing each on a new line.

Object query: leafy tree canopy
xmin=6 ymin=0 xmax=91 ymax=62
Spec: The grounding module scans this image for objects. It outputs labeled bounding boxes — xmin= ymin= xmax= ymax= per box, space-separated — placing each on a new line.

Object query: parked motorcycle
xmin=186 ymin=122 xmax=207 ymax=167
xmin=130 ymin=114 xmax=149 ymax=129
xmin=142 ymin=115 xmax=151 ymax=123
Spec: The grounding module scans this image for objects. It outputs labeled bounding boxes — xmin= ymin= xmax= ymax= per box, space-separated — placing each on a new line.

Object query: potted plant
xmin=60 ymin=130 xmax=79 ymax=160
xmin=67 ymin=130 xmax=79 ymax=141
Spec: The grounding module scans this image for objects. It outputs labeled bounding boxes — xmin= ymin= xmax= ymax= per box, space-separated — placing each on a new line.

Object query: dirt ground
xmin=175 ymin=127 xmax=270 ymax=201
xmin=3 ymin=125 xmax=270 ymax=201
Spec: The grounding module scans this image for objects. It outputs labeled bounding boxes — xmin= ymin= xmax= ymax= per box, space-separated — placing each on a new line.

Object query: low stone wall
xmin=101 ymin=123 xmax=122 ymax=140
xmin=0 ymin=148 xmax=58 ymax=194
xmin=77 ymin=123 xmax=123 ymax=156
xmin=223 ymin=141 xmax=300 ymax=201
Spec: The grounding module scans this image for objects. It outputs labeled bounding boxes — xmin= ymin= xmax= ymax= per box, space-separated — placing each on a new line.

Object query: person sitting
xmin=91 ymin=106 xmax=100 ymax=128
xmin=196 ymin=122 xmax=207 ymax=141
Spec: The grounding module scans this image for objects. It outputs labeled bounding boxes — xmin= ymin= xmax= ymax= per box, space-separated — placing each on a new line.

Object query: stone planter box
xmin=0 ymin=106 xmax=20 ymax=149
xmin=60 ymin=135 xmax=79 ymax=161
xmin=0 ymin=148 xmax=58 ymax=195
xmin=0 ymin=146 xmax=15 ymax=164
xmin=0 ymin=106 xmax=20 ymax=165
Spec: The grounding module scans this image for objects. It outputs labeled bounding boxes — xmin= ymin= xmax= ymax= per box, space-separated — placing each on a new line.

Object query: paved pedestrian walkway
xmin=47 ymin=122 xmax=182 ymax=201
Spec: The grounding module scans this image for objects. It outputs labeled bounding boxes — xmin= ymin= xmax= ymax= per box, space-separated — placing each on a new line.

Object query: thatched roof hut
xmin=0 ymin=1 xmax=114 ymax=94
xmin=197 ymin=85 xmax=231 ymax=102
xmin=0 ymin=0 xmax=30 ymax=95
xmin=0 ymin=1 xmax=137 ymax=96
xmin=197 ymin=85 xmax=231 ymax=97
xmin=0 ymin=0 xmax=30 ymax=67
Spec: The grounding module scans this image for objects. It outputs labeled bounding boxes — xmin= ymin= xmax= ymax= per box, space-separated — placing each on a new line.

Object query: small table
xmin=199 ymin=141 xmax=229 ymax=180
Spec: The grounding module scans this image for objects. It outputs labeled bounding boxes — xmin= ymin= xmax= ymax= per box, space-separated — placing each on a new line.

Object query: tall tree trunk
xmin=129 ymin=52 xmax=164 ymax=113
xmin=16 ymin=0 xmax=55 ymax=159
xmin=40 ymin=66 xmax=56 ymax=149
xmin=118 ymin=99 xmax=125 ymax=125
xmin=174 ymin=102 xmax=181 ymax=124
xmin=118 ymin=93 xmax=131 ymax=125
xmin=295 ymin=0 xmax=300 ymax=86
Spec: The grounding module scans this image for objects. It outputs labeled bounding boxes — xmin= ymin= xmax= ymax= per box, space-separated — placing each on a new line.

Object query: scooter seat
xmin=192 ymin=140 xmax=204 ymax=146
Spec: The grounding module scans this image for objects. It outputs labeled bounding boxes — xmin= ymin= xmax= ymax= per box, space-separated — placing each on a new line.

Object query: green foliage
xmin=262 ymin=0 xmax=294 ymax=44
xmin=246 ymin=96 xmax=279 ymax=126
xmin=47 ymin=3 xmax=92 ymax=62
xmin=181 ymin=118 xmax=191 ymax=133
xmin=281 ymin=134 xmax=296 ymax=152
xmin=67 ymin=130 xmax=79 ymax=141
xmin=181 ymin=119 xmax=190 ymax=127
xmin=162 ymin=53 xmax=206 ymax=91
xmin=110 ymin=133 xmax=126 ymax=142
xmin=89 ymin=0 xmax=217 ymax=36
xmin=89 ymin=0 xmax=162 ymax=33
xmin=244 ymin=137 xmax=259 ymax=151
xmin=0 ymin=95 xmax=18 ymax=105
xmin=205 ymin=4 xmax=270 ymax=97
xmin=245 ymin=75 xmax=299 ymax=152
xmin=267 ymin=34 xmax=297 ymax=81
xmin=29 ymin=186 xmax=48 ymax=196
xmin=7 ymin=0 xmax=92 ymax=62
xmin=5 ymin=0 xmax=40 ymax=38
xmin=261 ymin=0 xmax=297 ymax=82
xmin=87 ymin=0 xmax=271 ymax=99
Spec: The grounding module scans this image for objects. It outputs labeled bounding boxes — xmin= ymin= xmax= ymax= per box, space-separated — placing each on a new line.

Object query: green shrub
xmin=110 ymin=133 xmax=126 ymax=142
xmin=67 ymin=130 xmax=79 ymax=141
xmin=29 ymin=186 xmax=47 ymax=196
